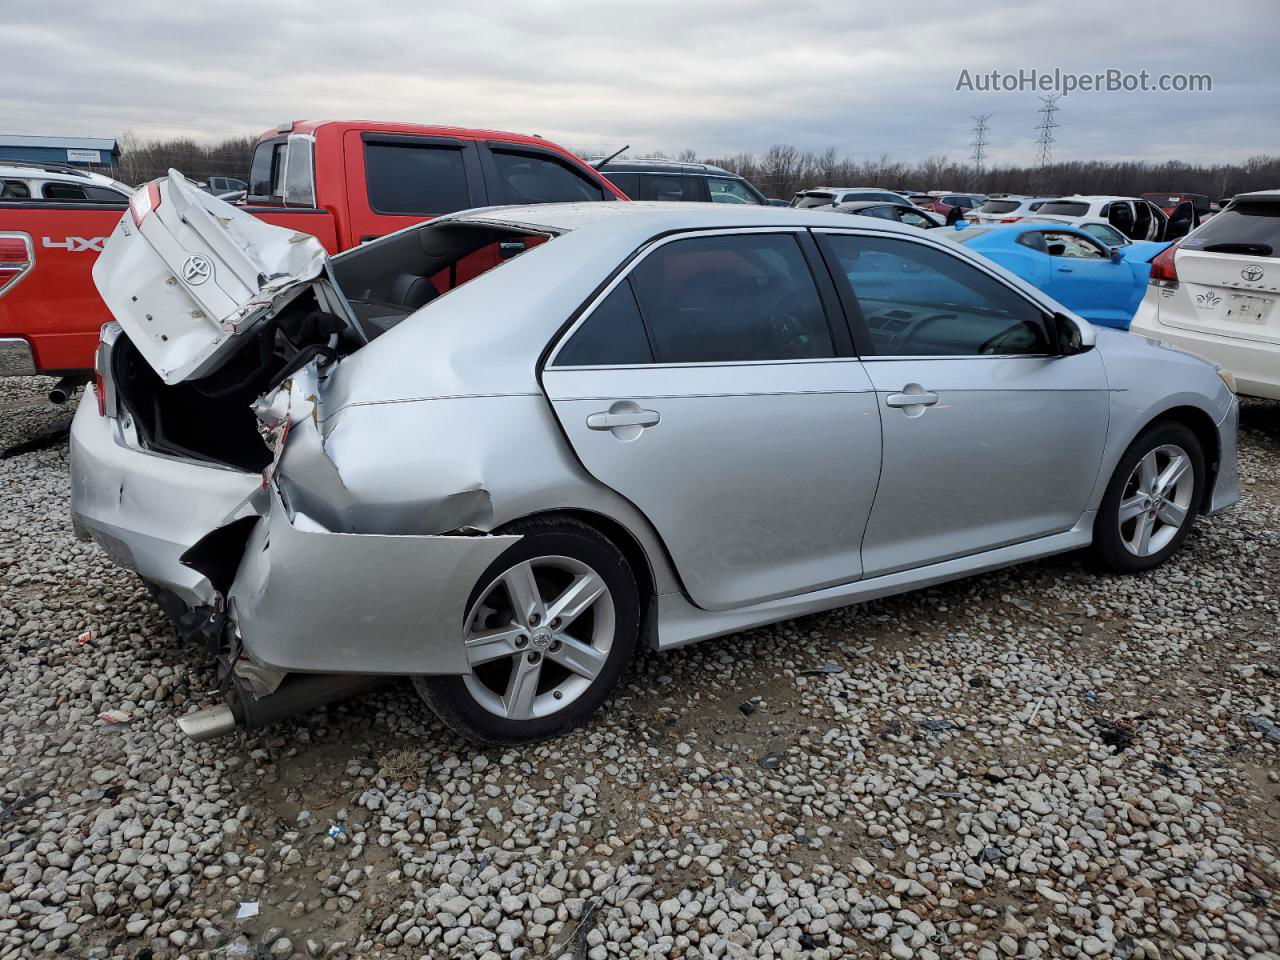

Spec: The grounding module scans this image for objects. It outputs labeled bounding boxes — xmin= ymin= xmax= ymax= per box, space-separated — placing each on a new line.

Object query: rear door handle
xmin=886 ymin=391 xmax=939 ymax=408
xmin=587 ymin=409 xmax=661 ymax=429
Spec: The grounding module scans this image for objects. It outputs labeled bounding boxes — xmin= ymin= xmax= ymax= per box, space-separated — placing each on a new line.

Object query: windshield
xmin=978 ymin=200 xmax=1022 ymax=214
xmin=1180 ymin=201 xmax=1280 ymax=257
xmin=794 ymin=192 xmax=836 ymax=208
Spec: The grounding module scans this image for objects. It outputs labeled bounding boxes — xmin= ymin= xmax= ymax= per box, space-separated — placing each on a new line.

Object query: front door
xmin=816 ymin=229 xmax=1109 ymax=577
xmin=1041 ymin=230 xmax=1136 ymax=328
xmin=541 ymin=229 xmax=882 ymax=610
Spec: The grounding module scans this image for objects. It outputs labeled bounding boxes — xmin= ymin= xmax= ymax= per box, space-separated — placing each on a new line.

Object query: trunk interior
xmin=108 ymin=220 xmax=554 ymax=471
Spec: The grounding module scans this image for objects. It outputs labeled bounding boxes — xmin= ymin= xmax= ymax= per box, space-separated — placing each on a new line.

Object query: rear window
xmin=1181 ymin=201 xmax=1280 ymax=257
xmin=1038 ymin=201 xmax=1090 ymax=217
xmin=979 ymin=200 xmax=1022 ymax=214
xmin=365 ymin=142 xmax=471 ymax=215
xmin=950 ymin=227 xmax=997 ymax=244
xmin=490 ymin=150 xmax=605 ymax=204
xmin=794 ymin=192 xmax=837 ymax=208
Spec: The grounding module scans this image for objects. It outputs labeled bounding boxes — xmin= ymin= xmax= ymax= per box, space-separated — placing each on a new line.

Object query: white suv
xmin=971 ymin=195 xmax=1052 ymax=224
xmin=1130 ymin=190 xmax=1280 ymax=400
xmin=0 ymin=162 xmax=132 ymax=202
xmin=1035 ymin=195 xmax=1196 ymax=242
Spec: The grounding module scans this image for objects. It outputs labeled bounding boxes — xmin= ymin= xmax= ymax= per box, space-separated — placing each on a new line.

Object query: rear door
xmin=541 ymin=228 xmax=882 ymax=610
xmin=816 ymin=228 xmax=1109 ymax=576
xmin=1158 ymin=198 xmax=1280 ymax=347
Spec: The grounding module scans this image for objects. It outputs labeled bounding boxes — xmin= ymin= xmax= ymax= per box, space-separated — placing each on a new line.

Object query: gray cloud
xmin=2 ymin=0 xmax=1276 ymax=166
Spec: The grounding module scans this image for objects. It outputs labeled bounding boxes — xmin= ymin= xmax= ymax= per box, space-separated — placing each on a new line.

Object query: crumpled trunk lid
xmin=92 ymin=170 xmax=334 ymax=385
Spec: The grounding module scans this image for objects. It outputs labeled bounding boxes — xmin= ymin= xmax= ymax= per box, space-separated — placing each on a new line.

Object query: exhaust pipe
xmin=48 ymin=375 xmax=87 ymax=405
xmin=176 ymin=673 xmax=386 ymax=741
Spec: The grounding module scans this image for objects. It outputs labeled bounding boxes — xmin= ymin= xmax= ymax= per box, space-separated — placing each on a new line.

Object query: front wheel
xmin=414 ymin=517 xmax=639 ymax=744
xmin=1092 ymin=421 xmax=1204 ymax=573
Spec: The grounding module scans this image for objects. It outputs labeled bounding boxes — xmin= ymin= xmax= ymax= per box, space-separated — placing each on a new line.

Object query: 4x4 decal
xmin=42 ymin=236 xmax=107 ymax=253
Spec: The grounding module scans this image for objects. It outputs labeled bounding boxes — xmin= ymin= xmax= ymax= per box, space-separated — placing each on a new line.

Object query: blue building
xmin=0 ymin=135 xmax=120 ymax=169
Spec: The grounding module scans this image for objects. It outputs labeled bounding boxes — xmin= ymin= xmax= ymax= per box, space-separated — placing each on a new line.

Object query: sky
xmin=3 ymin=0 xmax=1278 ymax=168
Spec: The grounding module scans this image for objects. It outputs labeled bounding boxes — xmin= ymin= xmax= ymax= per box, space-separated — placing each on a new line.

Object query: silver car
xmin=71 ymin=173 xmax=1239 ymax=744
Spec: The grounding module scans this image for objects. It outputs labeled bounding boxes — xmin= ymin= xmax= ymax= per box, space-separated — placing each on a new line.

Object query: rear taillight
xmin=0 ymin=233 xmax=33 ymax=297
xmin=94 ymin=324 xmax=116 ymax=417
xmin=129 ymin=180 xmax=162 ymax=226
xmin=1149 ymin=243 xmax=1180 ymax=287
xmin=1001 ymin=216 xmax=1022 ymax=223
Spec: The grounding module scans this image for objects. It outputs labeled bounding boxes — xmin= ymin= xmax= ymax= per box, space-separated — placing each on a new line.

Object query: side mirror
xmin=1053 ymin=311 xmax=1095 ymax=356
xmin=1110 ymin=247 xmax=1124 ymax=263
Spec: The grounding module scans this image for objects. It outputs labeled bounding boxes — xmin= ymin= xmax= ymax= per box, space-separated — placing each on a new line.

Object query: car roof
xmin=598 ymin=159 xmax=737 ymax=176
xmin=444 ymin=200 xmax=925 ymax=236
xmin=0 ymin=164 xmax=131 ymax=191
xmin=799 ymin=186 xmax=898 ymax=194
xmin=1232 ymin=190 xmax=1280 ymax=202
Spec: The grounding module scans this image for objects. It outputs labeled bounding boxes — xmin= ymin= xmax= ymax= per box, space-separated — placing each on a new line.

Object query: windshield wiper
xmin=1202 ymin=242 xmax=1273 ymax=257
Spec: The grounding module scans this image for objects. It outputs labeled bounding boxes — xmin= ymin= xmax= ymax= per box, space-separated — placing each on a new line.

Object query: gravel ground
xmin=1 ymin=376 xmax=1278 ymax=960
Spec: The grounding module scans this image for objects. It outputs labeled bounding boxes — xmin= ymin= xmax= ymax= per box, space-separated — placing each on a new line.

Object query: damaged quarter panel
xmin=228 ymin=486 xmax=519 ymax=675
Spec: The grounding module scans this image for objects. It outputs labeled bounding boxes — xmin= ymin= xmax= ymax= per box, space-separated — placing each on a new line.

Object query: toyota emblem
xmin=181 ymin=255 xmax=212 ymax=285
xmin=1241 ymin=265 xmax=1264 ymax=283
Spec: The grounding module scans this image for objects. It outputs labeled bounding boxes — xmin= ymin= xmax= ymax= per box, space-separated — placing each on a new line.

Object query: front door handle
xmin=587 ymin=409 xmax=660 ymax=430
xmin=886 ymin=390 xmax=939 ymax=408
xmin=1056 ymin=266 xmax=1073 ymax=273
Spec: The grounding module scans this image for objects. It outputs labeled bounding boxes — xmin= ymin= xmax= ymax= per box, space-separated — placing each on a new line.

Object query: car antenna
xmin=592 ymin=145 xmax=630 ymax=169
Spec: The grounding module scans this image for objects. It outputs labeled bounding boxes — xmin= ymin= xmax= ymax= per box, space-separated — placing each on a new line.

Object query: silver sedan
xmin=71 ymin=174 xmax=1239 ymax=744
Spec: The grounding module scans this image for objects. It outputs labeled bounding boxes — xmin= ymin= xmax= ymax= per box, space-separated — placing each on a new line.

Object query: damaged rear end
xmin=72 ymin=172 xmax=523 ymax=738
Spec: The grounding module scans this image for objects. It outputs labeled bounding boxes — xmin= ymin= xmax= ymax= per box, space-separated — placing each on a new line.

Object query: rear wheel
xmin=1092 ymin=421 xmax=1204 ymax=573
xmin=414 ymin=517 xmax=639 ymax=744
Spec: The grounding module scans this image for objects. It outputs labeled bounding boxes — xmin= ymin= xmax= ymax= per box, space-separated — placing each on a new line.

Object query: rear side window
xmin=283 ymin=139 xmax=316 ymax=207
xmin=822 ymin=234 xmax=1048 ymax=357
xmin=490 ymin=150 xmax=605 ymax=204
xmin=366 ymin=143 xmax=471 ymax=215
xmin=1038 ymin=201 xmax=1090 ymax=217
xmin=602 ymin=171 xmax=640 ymax=199
xmin=1 ymin=180 xmax=30 ymax=199
xmin=43 ymin=182 xmax=86 ymax=200
xmin=1182 ymin=201 xmax=1280 ymax=257
xmin=630 ymin=233 xmax=834 ymax=363
xmin=641 ymin=175 xmax=701 ymax=202
xmin=555 ymin=279 xmax=653 ymax=366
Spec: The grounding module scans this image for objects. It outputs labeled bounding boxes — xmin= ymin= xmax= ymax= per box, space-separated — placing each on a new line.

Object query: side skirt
xmin=653 ymin=514 xmax=1095 ymax=650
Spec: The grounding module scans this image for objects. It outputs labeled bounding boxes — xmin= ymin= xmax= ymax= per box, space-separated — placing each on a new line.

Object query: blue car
xmin=950 ymin=222 xmax=1170 ymax=329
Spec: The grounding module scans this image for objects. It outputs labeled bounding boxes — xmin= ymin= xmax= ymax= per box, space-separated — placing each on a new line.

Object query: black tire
xmin=413 ymin=515 xmax=639 ymax=745
xmin=1091 ymin=420 xmax=1205 ymax=573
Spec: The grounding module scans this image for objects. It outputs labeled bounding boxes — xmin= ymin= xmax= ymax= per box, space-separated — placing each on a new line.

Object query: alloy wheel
xmin=462 ymin=556 xmax=615 ymax=721
xmin=1117 ymin=443 xmax=1194 ymax=557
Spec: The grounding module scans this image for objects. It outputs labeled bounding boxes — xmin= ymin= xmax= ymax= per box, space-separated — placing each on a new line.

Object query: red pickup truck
xmin=0 ymin=120 xmax=626 ymax=387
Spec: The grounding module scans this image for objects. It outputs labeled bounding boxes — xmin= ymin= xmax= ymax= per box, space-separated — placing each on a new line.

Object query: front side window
xmin=602 ymin=171 xmax=640 ymax=199
xmin=490 ymin=150 xmax=605 ymax=204
xmin=283 ymin=138 xmax=316 ymax=206
xmin=631 ymin=233 xmax=834 ymax=363
xmin=1081 ymin=222 xmax=1128 ymax=246
xmin=707 ymin=177 xmax=760 ymax=204
xmin=898 ymin=208 xmax=934 ymax=229
xmin=555 ymin=279 xmax=653 ymax=366
xmin=822 ymin=234 xmax=1049 ymax=357
xmin=1043 ymin=232 xmax=1107 ymax=259
xmin=860 ymin=205 xmax=897 ymax=220
xmin=365 ymin=142 xmax=471 ymax=215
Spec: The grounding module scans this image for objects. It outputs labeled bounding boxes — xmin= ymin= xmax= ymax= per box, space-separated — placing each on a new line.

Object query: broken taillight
xmin=1149 ymin=243 xmax=1180 ymax=288
xmin=129 ymin=180 xmax=162 ymax=226
xmin=0 ymin=233 xmax=33 ymax=298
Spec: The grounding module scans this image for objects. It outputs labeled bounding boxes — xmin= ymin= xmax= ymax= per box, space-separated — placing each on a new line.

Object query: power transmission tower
xmin=969 ymin=114 xmax=991 ymax=189
xmin=1033 ymin=95 xmax=1060 ymax=191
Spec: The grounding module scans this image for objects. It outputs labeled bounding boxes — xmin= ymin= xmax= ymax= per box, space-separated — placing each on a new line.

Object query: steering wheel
xmin=977 ymin=325 xmax=1027 ymax=355
xmin=760 ymin=290 xmax=816 ymax=356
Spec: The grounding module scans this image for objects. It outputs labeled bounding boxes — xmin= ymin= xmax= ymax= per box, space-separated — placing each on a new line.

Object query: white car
xmin=971 ymin=196 xmax=1053 ymax=224
xmin=1034 ymin=195 xmax=1196 ymax=243
xmin=0 ymin=162 xmax=133 ymax=202
xmin=1130 ymin=190 xmax=1280 ymax=400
